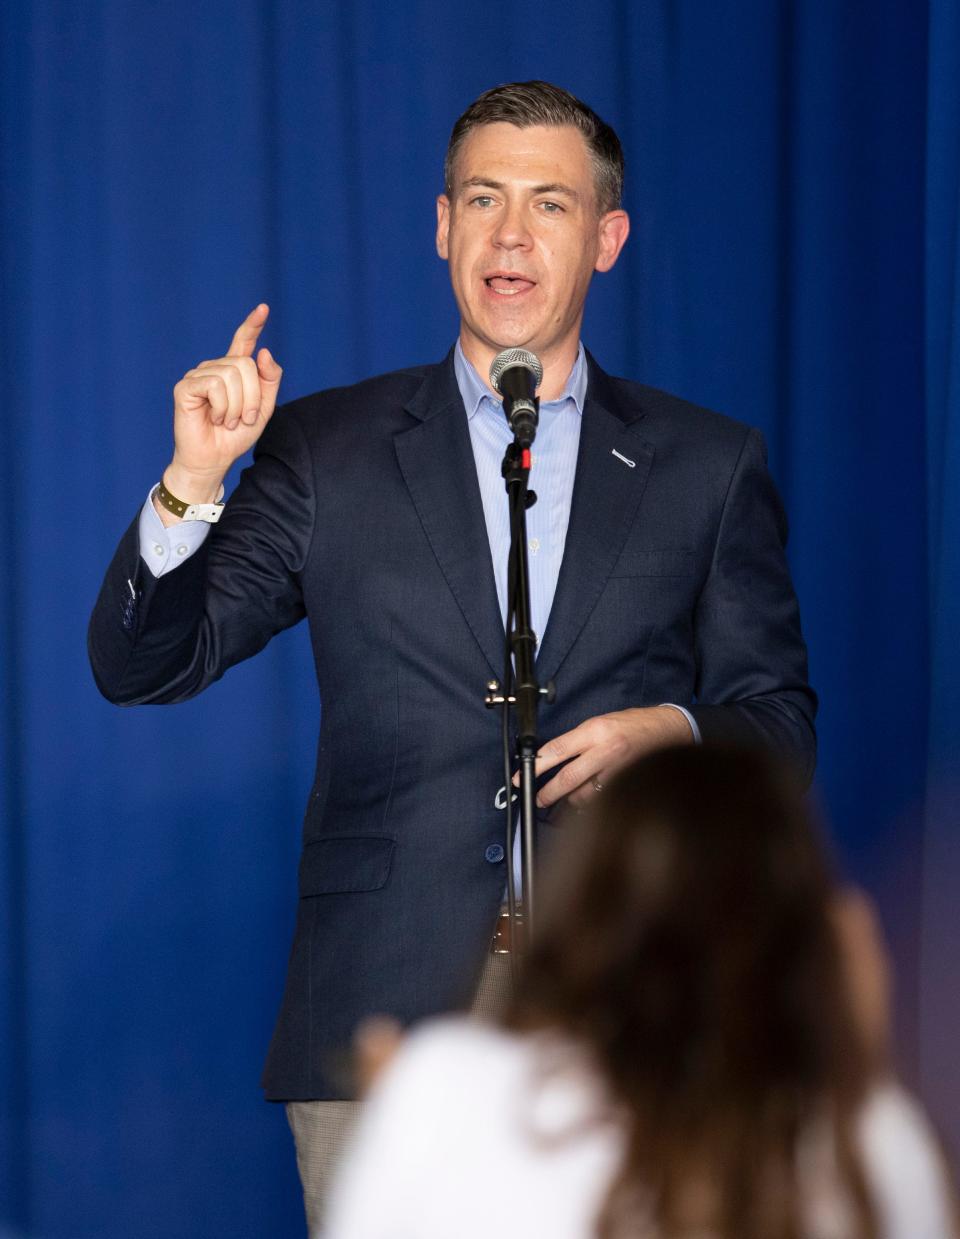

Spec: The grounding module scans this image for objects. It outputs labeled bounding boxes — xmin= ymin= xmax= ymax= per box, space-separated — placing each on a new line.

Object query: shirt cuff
xmin=658 ymin=702 xmax=702 ymax=744
xmin=138 ymin=487 xmax=212 ymax=578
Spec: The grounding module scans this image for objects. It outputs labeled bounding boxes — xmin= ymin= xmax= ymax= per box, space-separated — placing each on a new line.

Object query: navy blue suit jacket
xmin=89 ymin=352 xmax=816 ymax=1099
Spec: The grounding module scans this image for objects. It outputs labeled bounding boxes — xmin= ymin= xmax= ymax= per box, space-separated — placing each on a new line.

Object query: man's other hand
xmin=526 ymin=705 xmax=694 ymax=810
xmin=353 ymin=1016 xmax=404 ymax=1096
xmin=157 ymin=304 xmax=283 ymax=526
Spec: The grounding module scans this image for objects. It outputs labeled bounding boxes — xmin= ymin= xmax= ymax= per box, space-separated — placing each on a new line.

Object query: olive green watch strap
xmin=155 ymin=478 xmax=225 ymax=523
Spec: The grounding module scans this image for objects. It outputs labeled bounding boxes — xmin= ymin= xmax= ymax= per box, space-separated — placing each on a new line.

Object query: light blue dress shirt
xmin=455 ymin=339 xmax=585 ymax=650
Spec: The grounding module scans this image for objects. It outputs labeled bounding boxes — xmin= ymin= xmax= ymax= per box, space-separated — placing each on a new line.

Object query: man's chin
xmin=473 ymin=322 xmax=541 ymax=357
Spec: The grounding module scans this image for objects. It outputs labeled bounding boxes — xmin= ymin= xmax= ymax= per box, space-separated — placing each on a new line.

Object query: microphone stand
xmin=485 ymin=434 xmax=555 ymax=964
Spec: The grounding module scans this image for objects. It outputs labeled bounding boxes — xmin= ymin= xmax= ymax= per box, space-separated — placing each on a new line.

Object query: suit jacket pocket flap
xmin=299 ymin=835 xmax=395 ymax=897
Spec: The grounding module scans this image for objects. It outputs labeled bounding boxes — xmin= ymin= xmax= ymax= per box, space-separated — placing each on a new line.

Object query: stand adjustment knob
xmin=484 ymin=679 xmax=517 ymax=708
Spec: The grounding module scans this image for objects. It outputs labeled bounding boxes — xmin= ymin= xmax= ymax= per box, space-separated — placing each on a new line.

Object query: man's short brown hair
xmin=444 ymin=80 xmax=625 ymax=215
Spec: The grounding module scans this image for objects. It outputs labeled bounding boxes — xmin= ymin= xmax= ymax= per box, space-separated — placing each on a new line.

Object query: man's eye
xmin=470 ymin=195 xmax=495 ymax=208
xmin=539 ymin=200 xmax=564 ymax=214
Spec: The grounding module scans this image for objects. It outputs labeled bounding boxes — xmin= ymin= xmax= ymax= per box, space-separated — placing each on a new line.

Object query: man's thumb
xmin=257 ymin=347 xmax=283 ymax=385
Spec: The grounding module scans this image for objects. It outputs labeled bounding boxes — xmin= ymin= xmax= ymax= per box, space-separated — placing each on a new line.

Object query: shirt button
xmin=176 ymin=544 xmax=188 ymax=556
xmin=484 ymin=843 xmax=505 ymax=864
xmin=529 ymin=538 xmax=540 ymax=554
xmin=153 ymin=544 xmax=164 ymax=556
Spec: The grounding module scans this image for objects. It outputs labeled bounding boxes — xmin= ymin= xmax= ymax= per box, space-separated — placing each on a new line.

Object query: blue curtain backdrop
xmin=0 ymin=2 xmax=955 ymax=1236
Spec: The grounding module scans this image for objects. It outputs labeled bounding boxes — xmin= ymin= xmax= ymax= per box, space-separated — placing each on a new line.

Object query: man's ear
xmin=436 ymin=195 xmax=451 ymax=260
xmin=594 ymin=210 xmax=630 ymax=273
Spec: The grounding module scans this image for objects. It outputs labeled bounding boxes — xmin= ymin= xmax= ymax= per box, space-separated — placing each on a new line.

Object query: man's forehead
xmin=451 ymin=122 xmax=594 ymax=189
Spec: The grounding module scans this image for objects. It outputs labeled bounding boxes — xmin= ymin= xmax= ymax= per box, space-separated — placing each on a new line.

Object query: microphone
xmin=489 ymin=349 xmax=543 ymax=447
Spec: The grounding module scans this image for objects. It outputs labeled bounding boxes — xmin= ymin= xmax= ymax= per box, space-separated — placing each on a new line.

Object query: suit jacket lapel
xmin=535 ymin=358 xmax=655 ymax=684
xmin=394 ymin=355 xmax=505 ymax=679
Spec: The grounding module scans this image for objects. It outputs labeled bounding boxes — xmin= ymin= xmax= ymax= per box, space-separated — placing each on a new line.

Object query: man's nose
xmin=492 ymin=203 xmax=532 ymax=250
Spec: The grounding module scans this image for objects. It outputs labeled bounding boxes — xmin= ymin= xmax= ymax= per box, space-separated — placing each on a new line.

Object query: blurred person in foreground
xmin=327 ymin=746 xmax=956 ymax=1239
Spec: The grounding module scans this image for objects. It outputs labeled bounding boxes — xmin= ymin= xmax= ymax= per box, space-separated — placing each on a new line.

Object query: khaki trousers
xmin=286 ymin=948 xmax=514 ymax=1237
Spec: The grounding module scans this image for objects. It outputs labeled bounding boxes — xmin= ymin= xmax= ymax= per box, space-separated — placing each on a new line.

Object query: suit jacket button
xmin=484 ymin=843 xmax=505 ymax=864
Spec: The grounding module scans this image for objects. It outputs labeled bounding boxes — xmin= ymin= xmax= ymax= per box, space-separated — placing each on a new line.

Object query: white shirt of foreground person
xmin=325 ymin=1019 xmax=955 ymax=1239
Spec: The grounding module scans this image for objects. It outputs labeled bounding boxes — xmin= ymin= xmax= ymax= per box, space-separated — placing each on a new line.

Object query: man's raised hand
xmin=160 ymin=304 xmax=283 ymax=519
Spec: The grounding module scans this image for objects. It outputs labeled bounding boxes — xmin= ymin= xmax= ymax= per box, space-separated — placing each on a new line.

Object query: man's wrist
xmin=162 ymin=462 xmax=225 ymax=506
xmin=656 ymin=703 xmax=701 ymax=744
xmin=153 ymin=464 xmax=226 ymax=527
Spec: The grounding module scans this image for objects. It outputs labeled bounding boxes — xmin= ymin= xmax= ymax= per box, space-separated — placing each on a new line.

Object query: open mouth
xmin=484 ymin=275 xmax=536 ymax=296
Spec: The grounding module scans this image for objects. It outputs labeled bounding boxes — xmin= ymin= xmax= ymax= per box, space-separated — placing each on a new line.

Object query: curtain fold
xmin=920 ymin=0 xmax=960 ymax=1157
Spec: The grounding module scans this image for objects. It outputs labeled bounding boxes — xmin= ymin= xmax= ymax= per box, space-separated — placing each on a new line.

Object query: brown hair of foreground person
xmin=502 ymin=745 xmax=883 ymax=1239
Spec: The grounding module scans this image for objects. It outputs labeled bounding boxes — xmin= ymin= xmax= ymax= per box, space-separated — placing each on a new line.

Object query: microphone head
xmin=489 ymin=348 xmax=543 ymax=394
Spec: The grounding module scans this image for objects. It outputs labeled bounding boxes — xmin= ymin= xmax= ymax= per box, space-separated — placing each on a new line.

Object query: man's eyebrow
xmin=458 ymin=177 xmax=506 ymax=193
xmin=530 ymin=182 xmax=581 ymax=200
xmin=458 ymin=176 xmax=582 ymax=201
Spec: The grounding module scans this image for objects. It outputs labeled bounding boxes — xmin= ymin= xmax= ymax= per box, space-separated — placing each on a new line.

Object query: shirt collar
xmin=454 ymin=340 xmax=587 ymax=421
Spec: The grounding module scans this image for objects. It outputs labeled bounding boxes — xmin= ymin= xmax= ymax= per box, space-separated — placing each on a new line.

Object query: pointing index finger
xmin=227 ymin=303 xmax=269 ymax=358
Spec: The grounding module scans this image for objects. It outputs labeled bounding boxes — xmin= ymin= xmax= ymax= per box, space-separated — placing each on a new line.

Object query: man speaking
xmin=89 ymin=81 xmax=816 ymax=1228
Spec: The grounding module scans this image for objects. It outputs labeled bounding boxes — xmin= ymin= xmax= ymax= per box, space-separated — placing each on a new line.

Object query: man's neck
xmin=459 ymin=333 xmax=581 ymax=402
